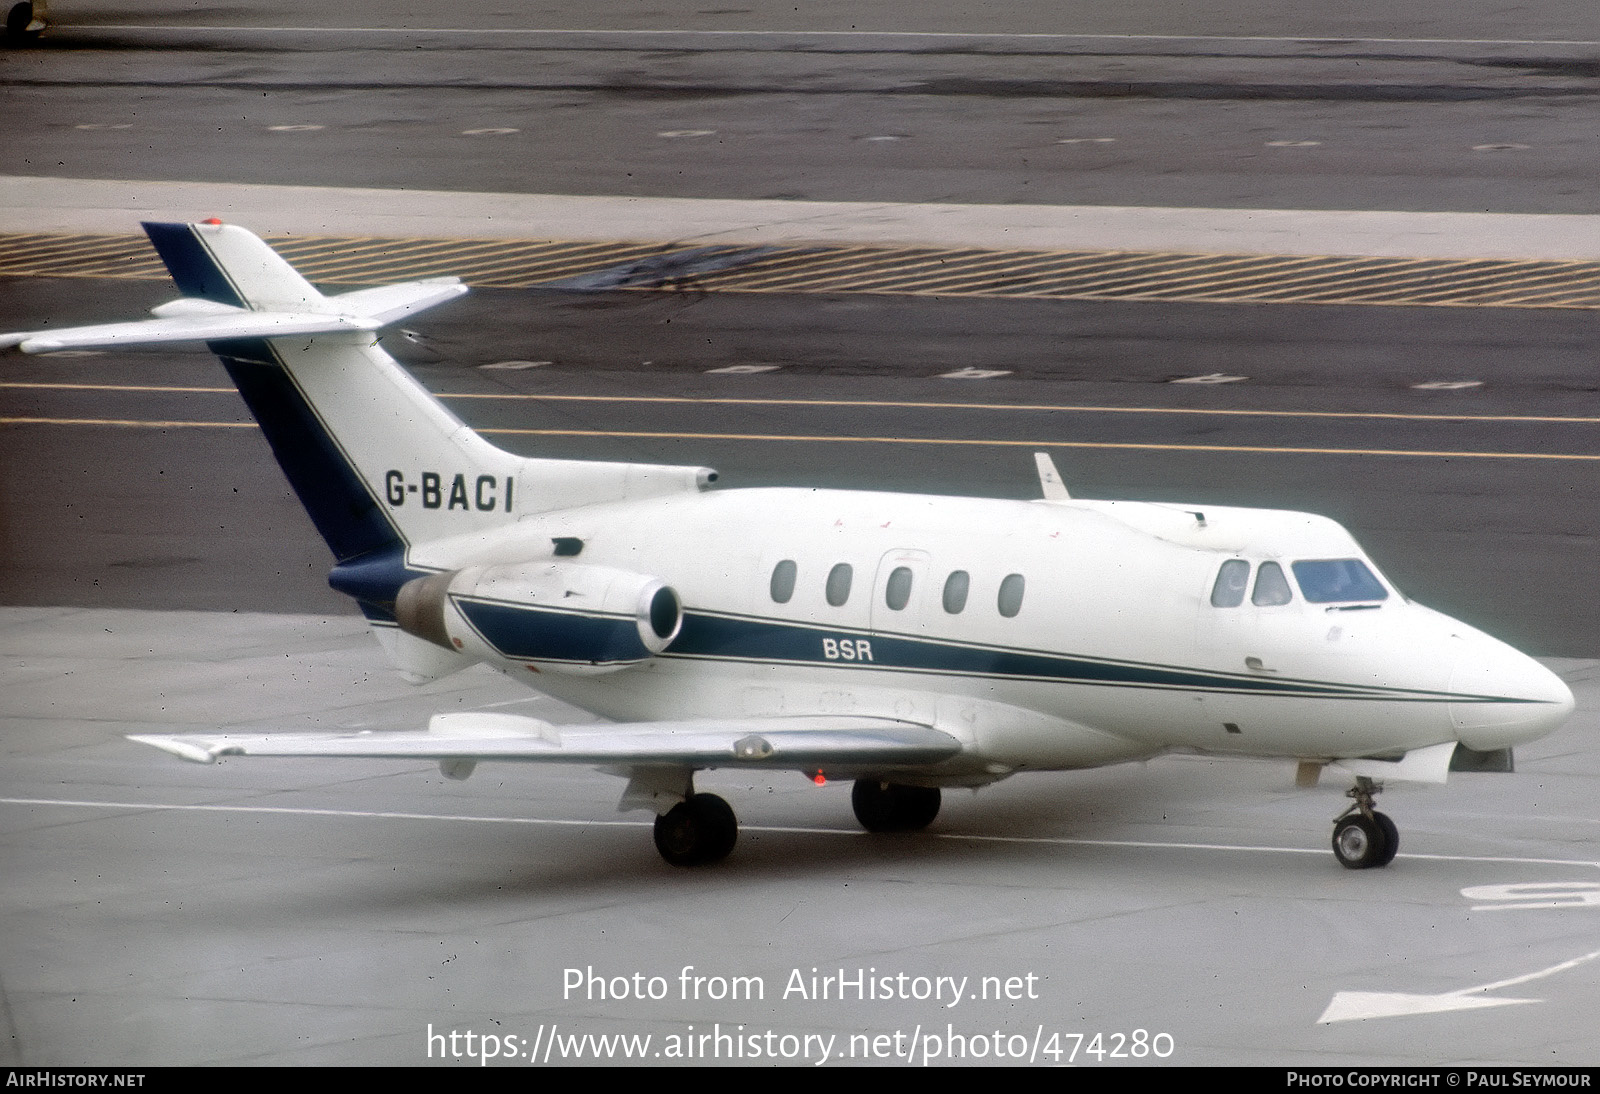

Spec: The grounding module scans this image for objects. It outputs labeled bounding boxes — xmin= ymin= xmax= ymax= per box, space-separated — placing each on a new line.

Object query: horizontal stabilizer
xmin=1 ymin=280 xmax=468 ymax=354
xmin=1 ymin=312 xmax=377 ymax=353
xmin=129 ymin=714 xmax=964 ymax=771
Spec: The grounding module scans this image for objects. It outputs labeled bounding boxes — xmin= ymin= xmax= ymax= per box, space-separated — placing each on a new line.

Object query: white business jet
xmin=1 ymin=221 xmax=1573 ymax=869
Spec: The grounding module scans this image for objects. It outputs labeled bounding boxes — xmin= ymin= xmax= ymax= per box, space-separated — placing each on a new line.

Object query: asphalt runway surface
xmin=5 ymin=3 xmax=1598 ymax=213
xmin=4 ymin=0 xmax=1600 ymax=1070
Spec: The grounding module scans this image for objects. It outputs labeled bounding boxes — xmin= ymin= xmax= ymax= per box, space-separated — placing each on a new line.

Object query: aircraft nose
xmin=1448 ymin=638 xmax=1574 ymax=750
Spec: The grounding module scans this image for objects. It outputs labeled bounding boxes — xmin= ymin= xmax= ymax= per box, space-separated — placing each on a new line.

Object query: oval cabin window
xmin=769 ymin=559 xmax=797 ymax=604
xmin=885 ymin=566 xmax=913 ymax=611
xmin=826 ymin=563 xmax=853 ymax=607
xmin=943 ymin=570 xmax=970 ymax=614
xmin=997 ymin=573 xmax=1026 ymax=618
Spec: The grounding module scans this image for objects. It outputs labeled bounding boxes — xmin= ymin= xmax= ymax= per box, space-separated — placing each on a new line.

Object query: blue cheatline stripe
xmin=212 ymin=338 xmax=403 ymax=564
xmin=141 ymin=222 xmax=246 ymax=308
xmin=454 ymin=597 xmax=650 ymax=664
xmin=661 ymin=610 xmax=1537 ymax=704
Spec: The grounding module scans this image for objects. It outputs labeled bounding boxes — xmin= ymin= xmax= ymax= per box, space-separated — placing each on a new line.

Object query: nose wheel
xmin=1331 ymin=777 xmax=1399 ymax=869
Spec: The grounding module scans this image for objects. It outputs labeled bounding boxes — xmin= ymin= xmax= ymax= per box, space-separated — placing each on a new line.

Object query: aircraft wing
xmin=129 ymin=712 xmax=964 ymax=771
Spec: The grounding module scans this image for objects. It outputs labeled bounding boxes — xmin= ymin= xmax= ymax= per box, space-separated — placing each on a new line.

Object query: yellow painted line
xmin=0 ymin=236 xmax=142 ymax=263
xmin=7 ymin=232 xmax=1600 ymax=308
xmin=1186 ymin=256 xmax=1453 ymax=299
xmin=0 ymin=382 xmax=236 ymax=393
xmin=479 ymin=426 xmax=1600 ymax=461
xmin=8 ymin=411 xmax=1599 ymax=459
xmin=1084 ymin=255 xmax=1394 ymax=296
xmin=711 ymin=246 xmax=944 ymax=292
xmin=0 ymin=417 xmax=253 ymax=428
xmin=443 ymin=392 xmax=1600 ymax=425
xmin=1008 ymin=257 xmax=1320 ymax=299
xmin=8 ymin=382 xmax=1600 ymax=425
xmin=1485 ymin=284 xmax=1600 ymax=307
xmin=1462 ymin=269 xmax=1600 ymax=300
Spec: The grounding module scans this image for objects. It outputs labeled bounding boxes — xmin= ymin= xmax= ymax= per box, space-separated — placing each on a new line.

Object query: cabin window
xmin=1210 ymin=559 xmax=1250 ymax=607
xmin=1252 ymin=561 xmax=1293 ymax=606
xmin=826 ymin=563 xmax=853 ymax=607
xmin=1292 ymin=559 xmax=1389 ymax=604
xmin=997 ymin=573 xmax=1026 ymax=618
xmin=769 ymin=559 xmax=797 ymax=604
xmin=885 ymin=566 xmax=913 ymax=611
xmin=942 ymin=570 xmax=970 ymax=614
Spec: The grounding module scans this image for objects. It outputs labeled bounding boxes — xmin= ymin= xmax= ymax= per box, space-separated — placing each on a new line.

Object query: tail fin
xmin=4 ymin=221 xmax=716 ymax=596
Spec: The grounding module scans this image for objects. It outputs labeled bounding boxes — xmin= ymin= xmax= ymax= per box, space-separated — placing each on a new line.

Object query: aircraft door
xmin=870 ymin=549 xmax=934 ymax=637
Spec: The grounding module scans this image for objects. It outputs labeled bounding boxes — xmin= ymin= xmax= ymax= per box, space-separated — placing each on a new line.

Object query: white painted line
xmin=1461 ymin=881 xmax=1600 ymax=911
xmin=267 ymin=124 xmax=325 ymax=132
xmin=6 ymin=798 xmax=1600 ymax=870
xmin=939 ymin=367 xmax=1012 ymax=380
xmin=1319 ymin=946 xmax=1600 ymax=1023
xmin=479 ymin=360 xmax=551 ymax=371
xmin=1171 ymin=373 xmax=1247 ymax=384
xmin=657 ymin=129 xmax=716 ymax=138
xmin=1056 ymin=138 xmax=1116 ymax=145
xmin=462 ymin=127 xmax=519 ymax=136
xmin=862 ymin=135 xmax=904 ymax=142
xmin=706 ymin=364 xmax=780 ymax=374
xmin=1265 ymin=140 xmax=1322 ymax=147
xmin=1412 ymin=380 xmax=1483 ymax=390
xmin=74 ymin=124 xmax=133 ymax=131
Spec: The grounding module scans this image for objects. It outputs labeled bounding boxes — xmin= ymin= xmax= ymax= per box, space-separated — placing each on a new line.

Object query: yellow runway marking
xmin=477 ymin=427 xmax=1600 ymax=461
xmin=1 ymin=416 xmax=254 ymax=428
xmin=8 ymin=414 xmax=1597 ymax=460
xmin=6 ymin=231 xmax=1600 ymax=309
xmin=7 ymin=381 xmax=1600 ymax=425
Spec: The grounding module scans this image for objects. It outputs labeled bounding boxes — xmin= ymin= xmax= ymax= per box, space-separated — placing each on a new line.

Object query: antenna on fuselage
xmin=1034 ymin=452 xmax=1071 ymax=501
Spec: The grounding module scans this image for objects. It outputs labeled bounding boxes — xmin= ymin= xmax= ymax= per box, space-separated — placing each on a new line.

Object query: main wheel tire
xmin=851 ymin=780 xmax=941 ymax=833
xmin=1332 ymin=814 xmax=1387 ymax=870
xmin=5 ymin=3 xmax=38 ymax=42
xmin=1372 ymin=811 xmax=1400 ymax=867
xmin=653 ymin=793 xmax=737 ymax=867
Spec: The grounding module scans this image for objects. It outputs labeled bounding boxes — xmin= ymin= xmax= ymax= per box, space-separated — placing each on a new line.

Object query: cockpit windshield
xmin=1291 ymin=559 xmax=1388 ymax=604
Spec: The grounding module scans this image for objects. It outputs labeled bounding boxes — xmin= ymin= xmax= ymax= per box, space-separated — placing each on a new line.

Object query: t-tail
xmin=1 ymin=220 xmax=716 ymax=629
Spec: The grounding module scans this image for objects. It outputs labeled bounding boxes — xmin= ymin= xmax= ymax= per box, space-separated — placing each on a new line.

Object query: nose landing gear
xmin=1332 ymin=776 xmax=1399 ymax=869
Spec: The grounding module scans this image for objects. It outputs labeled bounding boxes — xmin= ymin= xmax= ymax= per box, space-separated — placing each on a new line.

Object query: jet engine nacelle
xmin=395 ymin=561 xmax=683 ymax=674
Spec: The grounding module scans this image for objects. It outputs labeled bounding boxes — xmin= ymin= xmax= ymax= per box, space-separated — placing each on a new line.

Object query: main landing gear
xmin=5 ymin=2 xmax=46 ymax=44
xmin=649 ymin=779 xmax=945 ymax=867
xmin=852 ymin=779 xmax=942 ymax=833
xmin=1331 ymin=776 xmax=1399 ymax=870
xmin=653 ymin=793 xmax=738 ymax=867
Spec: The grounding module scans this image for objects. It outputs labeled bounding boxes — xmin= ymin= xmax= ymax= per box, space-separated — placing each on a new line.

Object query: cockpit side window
xmin=1292 ymin=559 xmax=1389 ymax=603
xmin=1252 ymin=561 xmax=1293 ymax=606
xmin=1210 ymin=559 xmax=1250 ymax=607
